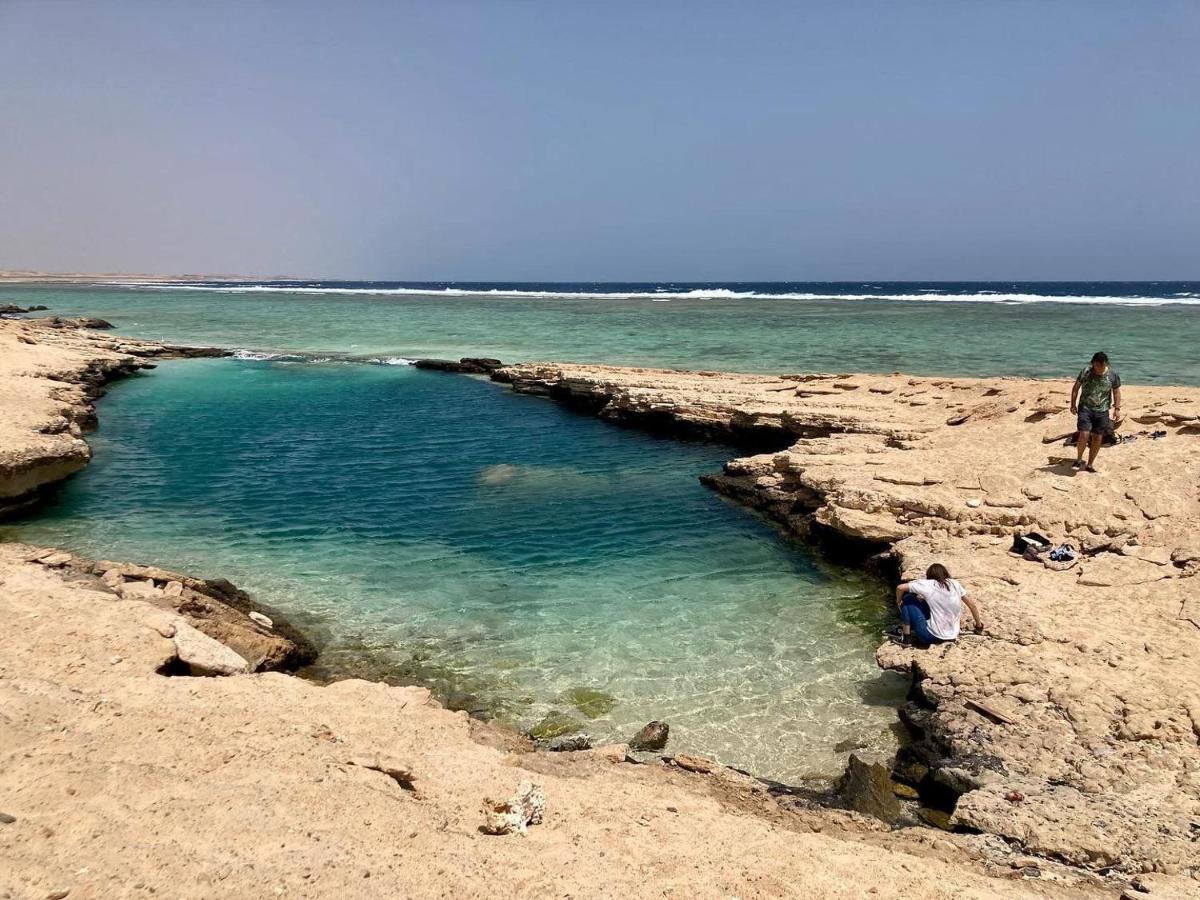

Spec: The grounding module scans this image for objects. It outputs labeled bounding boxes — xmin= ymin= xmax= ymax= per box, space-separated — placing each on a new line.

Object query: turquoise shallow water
xmin=8 ymin=358 xmax=903 ymax=781
xmin=7 ymin=282 xmax=1200 ymax=382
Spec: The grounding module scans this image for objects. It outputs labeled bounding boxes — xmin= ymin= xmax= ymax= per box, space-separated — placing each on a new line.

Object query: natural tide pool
xmin=9 ymin=357 xmax=903 ymax=781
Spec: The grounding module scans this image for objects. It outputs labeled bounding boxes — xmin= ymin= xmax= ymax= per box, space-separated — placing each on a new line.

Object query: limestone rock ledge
xmin=492 ymin=361 xmax=1200 ymax=879
xmin=0 ymin=318 xmax=229 ymax=514
xmin=19 ymin=544 xmax=316 ymax=673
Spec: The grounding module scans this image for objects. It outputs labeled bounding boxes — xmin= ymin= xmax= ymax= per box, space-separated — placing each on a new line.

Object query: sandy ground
xmin=1 ymin=320 xmax=1194 ymax=898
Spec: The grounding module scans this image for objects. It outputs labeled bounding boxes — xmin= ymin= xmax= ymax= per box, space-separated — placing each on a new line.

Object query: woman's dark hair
xmin=1091 ymin=351 xmax=1109 ymax=364
xmin=926 ymin=563 xmax=951 ymax=589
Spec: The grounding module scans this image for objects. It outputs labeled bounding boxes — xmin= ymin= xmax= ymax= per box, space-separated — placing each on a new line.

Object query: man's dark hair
xmin=1091 ymin=351 xmax=1109 ymax=364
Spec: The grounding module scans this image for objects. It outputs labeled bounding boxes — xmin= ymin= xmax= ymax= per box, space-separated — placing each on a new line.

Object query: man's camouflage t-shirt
xmin=1076 ymin=367 xmax=1121 ymax=411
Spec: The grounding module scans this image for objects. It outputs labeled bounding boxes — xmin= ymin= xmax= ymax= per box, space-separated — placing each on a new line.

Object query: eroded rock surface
xmin=19 ymin=546 xmax=316 ymax=673
xmin=0 ymin=318 xmax=229 ymax=514
xmin=494 ymin=362 xmax=1200 ymax=878
xmin=1 ymin=542 xmax=1074 ymax=898
xmin=1 ymin=319 xmax=1194 ymax=894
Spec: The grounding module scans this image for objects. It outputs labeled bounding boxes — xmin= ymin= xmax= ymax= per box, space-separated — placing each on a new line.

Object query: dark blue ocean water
xmin=124 ymin=279 xmax=1200 ymax=302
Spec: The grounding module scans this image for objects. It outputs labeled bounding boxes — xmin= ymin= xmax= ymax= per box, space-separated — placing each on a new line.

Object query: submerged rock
xmin=529 ymin=710 xmax=584 ymax=742
xmin=629 ymin=720 xmax=670 ymax=751
xmin=563 ymin=687 xmax=616 ymax=718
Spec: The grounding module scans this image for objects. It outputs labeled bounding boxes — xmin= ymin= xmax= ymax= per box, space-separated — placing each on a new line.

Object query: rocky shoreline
xmin=474 ymin=360 xmax=1200 ymax=882
xmin=2 ymin=319 xmax=1195 ymax=897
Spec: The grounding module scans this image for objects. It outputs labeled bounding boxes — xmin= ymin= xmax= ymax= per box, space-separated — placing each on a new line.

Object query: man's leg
xmin=1075 ymin=430 xmax=1090 ymax=463
xmin=1085 ymin=410 xmax=1110 ymax=469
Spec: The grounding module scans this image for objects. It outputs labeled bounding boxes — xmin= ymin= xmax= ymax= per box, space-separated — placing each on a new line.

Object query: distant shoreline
xmin=0 ymin=270 xmax=303 ymax=284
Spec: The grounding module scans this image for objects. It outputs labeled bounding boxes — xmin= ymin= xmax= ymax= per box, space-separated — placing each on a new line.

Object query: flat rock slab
xmin=1077 ymin=556 xmax=1174 ymax=587
xmin=172 ymin=620 xmax=251 ymax=676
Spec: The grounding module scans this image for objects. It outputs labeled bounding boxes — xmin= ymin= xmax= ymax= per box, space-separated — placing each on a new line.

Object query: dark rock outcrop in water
xmin=0 ymin=303 xmax=50 ymax=315
xmin=30 ymin=315 xmax=115 ymax=329
xmin=838 ymin=751 xmax=903 ymax=824
xmin=414 ymin=357 xmax=504 ymax=374
xmin=629 ymin=720 xmax=670 ymax=751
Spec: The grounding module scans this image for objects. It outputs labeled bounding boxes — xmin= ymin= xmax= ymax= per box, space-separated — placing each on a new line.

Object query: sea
xmin=3 ymin=280 xmax=1197 ymax=781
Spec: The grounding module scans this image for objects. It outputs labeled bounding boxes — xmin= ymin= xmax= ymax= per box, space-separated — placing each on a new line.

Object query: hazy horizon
xmin=3 ymin=1 xmax=1198 ymax=281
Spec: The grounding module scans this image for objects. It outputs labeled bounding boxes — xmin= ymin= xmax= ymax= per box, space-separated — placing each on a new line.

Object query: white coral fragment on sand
xmin=481 ymin=780 xmax=545 ymax=835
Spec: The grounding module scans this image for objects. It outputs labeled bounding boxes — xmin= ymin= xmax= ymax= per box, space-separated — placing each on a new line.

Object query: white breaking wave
xmin=232 ymin=349 xmax=421 ymax=366
xmin=114 ymin=282 xmax=1200 ymax=306
xmin=231 ymin=349 xmax=308 ymax=361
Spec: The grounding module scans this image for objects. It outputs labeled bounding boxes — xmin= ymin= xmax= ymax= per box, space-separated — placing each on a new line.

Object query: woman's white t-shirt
xmin=908 ymin=578 xmax=966 ymax=640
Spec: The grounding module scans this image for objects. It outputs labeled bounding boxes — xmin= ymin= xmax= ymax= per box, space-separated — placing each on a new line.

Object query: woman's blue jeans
xmin=900 ymin=592 xmax=942 ymax=646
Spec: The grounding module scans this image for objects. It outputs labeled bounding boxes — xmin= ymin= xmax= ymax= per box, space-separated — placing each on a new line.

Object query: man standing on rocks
xmin=1070 ymin=351 xmax=1122 ymax=473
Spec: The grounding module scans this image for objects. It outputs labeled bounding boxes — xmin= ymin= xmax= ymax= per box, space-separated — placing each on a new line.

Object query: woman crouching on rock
xmin=894 ymin=563 xmax=984 ymax=648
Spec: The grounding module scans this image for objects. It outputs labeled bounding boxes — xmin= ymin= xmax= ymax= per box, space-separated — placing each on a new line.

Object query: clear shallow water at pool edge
xmin=8 ymin=358 xmax=905 ymax=782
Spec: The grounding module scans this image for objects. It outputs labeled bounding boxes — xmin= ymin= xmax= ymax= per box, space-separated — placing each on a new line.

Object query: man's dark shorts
xmin=1077 ymin=405 xmax=1111 ymax=435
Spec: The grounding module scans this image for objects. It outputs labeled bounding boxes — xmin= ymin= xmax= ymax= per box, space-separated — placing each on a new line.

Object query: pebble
xmin=150 ymin=620 xmax=177 ymax=638
xmin=0 ymin=812 xmax=15 ymax=824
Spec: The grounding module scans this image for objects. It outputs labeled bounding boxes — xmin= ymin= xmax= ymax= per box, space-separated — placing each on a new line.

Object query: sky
xmin=1 ymin=1 xmax=1198 ymax=281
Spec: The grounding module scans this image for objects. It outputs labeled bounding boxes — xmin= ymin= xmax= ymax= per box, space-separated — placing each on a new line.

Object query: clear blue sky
xmin=2 ymin=1 xmax=1197 ymax=280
